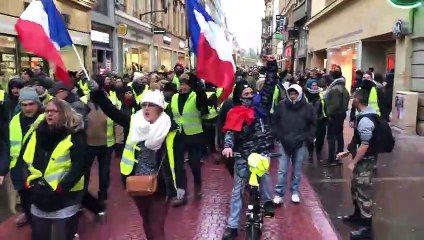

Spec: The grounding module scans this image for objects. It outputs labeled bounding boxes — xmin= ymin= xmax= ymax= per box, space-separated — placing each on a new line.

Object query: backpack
xmin=360 ymin=113 xmax=395 ymax=153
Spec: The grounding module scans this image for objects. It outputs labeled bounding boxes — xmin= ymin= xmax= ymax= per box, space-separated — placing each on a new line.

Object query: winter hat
xmin=287 ymin=84 xmax=303 ymax=103
xmin=133 ymin=72 xmax=144 ymax=81
xmin=19 ymin=87 xmax=41 ymax=105
xmin=32 ymin=77 xmax=54 ymax=89
xmin=141 ymin=90 xmax=165 ymax=109
xmin=233 ymin=82 xmax=253 ymax=105
xmin=49 ymin=81 xmax=71 ymax=96
xmin=306 ymin=79 xmax=317 ymax=89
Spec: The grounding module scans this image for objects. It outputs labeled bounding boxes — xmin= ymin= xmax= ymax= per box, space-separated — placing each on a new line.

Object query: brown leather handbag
xmin=126 ymin=157 xmax=164 ymax=196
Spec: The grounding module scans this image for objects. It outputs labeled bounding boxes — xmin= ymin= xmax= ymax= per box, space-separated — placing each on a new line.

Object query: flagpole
xmin=72 ymin=44 xmax=90 ymax=80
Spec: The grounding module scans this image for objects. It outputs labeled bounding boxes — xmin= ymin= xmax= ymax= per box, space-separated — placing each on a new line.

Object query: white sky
xmin=220 ymin=0 xmax=264 ymax=51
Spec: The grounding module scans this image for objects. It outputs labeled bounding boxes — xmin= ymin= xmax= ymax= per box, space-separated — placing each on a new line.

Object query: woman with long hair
xmin=21 ymin=98 xmax=87 ymax=240
xmin=90 ymin=75 xmax=175 ymax=239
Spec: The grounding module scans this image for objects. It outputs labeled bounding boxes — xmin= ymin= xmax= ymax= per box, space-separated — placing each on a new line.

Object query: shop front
xmin=153 ymin=34 xmax=187 ymax=71
xmin=0 ymin=0 xmax=93 ymax=86
xmin=306 ymin=0 xmax=410 ymax=90
xmin=91 ymin=23 xmax=114 ymax=74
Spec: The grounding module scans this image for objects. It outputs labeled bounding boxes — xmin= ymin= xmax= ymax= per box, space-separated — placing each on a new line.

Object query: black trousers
xmin=18 ymin=189 xmax=32 ymax=222
xmin=86 ymin=145 xmax=113 ymax=201
xmin=308 ymin=118 xmax=327 ymax=157
xmin=173 ymin=135 xmax=202 ymax=190
xmin=327 ymin=113 xmax=346 ymax=162
xmin=31 ymin=214 xmax=79 ymax=240
xmin=202 ymin=119 xmax=218 ymax=156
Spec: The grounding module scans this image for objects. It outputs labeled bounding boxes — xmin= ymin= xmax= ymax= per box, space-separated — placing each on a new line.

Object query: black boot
xmin=222 ymin=228 xmax=238 ymax=240
xmin=263 ymin=201 xmax=275 ymax=218
xmin=341 ymin=203 xmax=362 ymax=225
xmin=350 ymin=218 xmax=373 ymax=240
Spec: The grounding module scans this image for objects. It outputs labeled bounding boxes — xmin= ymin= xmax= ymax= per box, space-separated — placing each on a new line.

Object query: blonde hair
xmin=150 ymin=82 xmax=161 ymax=91
xmin=46 ymin=98 xmax=83 ymax=132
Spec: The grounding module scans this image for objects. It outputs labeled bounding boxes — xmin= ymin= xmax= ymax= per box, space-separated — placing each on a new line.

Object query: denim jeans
xmin=275 ymin=143 xmax=307 ymax=197
xmin=227 ymin=157 xmax=272 ymax=229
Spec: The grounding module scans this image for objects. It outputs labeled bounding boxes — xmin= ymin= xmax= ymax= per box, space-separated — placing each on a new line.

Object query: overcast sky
xmin=220 ymin=0 xmax=264 ymax=51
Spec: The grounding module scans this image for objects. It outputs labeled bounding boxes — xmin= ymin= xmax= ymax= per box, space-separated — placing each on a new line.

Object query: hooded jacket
xmin=324 ymin=77 xmax=350 ymax=116
xmin=272 ymin=85 xmax=317 ymax=154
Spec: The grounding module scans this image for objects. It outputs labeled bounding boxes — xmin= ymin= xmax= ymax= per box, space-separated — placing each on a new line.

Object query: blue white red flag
xmin=186 ymin=0 xmax=236 ymax=100
xmin=15 ymin=0 xmax=73 ymax=85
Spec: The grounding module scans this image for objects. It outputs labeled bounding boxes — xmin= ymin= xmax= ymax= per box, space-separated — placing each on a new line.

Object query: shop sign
xmin=117 ymin=24 xmax=128 ymax=37
xmin=91 ymin=30 xmax=110 ymax=44
xmin=179 ymin=41 xmax=185 ymax=49
xmin=393 ymin=19 xmax=408 ymax=39
xmin=163 ymin=36 xmax=172 ymax=44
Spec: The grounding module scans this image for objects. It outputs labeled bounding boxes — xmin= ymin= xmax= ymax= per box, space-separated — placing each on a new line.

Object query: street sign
xmin=274 ymin=33 xmax=283 ymax=40
xmin=276 ymin=15 xmax=288 ymax=33
xmin=152 ymin=27 xmax=166 ymax=34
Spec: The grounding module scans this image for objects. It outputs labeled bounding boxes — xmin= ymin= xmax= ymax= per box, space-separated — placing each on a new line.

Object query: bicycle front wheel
xmin=247 ymin=224 xmax=260 ymax=240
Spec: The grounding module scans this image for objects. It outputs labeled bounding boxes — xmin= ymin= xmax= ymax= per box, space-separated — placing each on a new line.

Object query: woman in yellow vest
xmin=22 ymin=98 xmax=86 ymax=240
xmin=90 ymin=80 xmax=176 ymax=240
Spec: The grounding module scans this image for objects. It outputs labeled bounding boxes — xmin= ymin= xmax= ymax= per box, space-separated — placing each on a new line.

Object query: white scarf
xmin=128 ymin=110 xmax=171 ymax=151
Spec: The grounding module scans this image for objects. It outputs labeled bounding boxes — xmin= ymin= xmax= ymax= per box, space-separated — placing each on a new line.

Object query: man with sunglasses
xmin=2 ymin=87 xmax=44 ymax=227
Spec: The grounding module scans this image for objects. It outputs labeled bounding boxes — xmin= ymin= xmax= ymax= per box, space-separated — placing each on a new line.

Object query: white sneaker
xmin=273 ymin=195 xmax=283 ymax=205
xmin=291 ymin=193 xmax=300 ymax=203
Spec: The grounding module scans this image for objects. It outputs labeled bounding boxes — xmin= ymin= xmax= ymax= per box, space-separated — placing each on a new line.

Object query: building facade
xmin=261 ymin=0 xmax=274 ymax=56
xmin=0 ymin=0 xmax=95 ymax=85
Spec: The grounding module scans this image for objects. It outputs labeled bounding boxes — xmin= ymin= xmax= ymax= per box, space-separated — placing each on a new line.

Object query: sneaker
xmin=273 ymin=195 xmax=284 ymax=206
xmin=291 ymin=193 xmax=300 ymax=204
xmin=222 ymin=228 xmax=238 ymax=240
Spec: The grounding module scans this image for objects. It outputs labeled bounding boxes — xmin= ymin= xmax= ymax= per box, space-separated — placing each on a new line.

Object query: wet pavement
xmin=0 ymin=155 xmax=338 ymax=239
xmin=304 ymin=124 xmax=424 ymax=240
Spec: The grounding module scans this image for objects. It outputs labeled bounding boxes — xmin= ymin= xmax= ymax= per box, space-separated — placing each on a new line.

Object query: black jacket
xmin=0 ymin=96 xmax=9 ymax=176
xmin=305 ymin=90 xmax=324 ymax=119
xmin=24 ymin=121 xmax=87 ymax=212
xmin=272 ymin=97 xmax=317 ymax=154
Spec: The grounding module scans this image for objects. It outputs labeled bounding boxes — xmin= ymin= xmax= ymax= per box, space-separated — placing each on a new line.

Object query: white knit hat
xmin=141 ymin=90 xmax=165 ymax=109
xmin=133 ymin=72 xmax=144 ymax=81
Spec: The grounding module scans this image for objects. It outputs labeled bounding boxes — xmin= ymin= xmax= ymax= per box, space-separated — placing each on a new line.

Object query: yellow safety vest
xmin=356 ymin=87 xmax=381 ymax=116
xmin=319 ymin=91 xmax=327 ymax=118
xmin=78 ymin=80 xmax=90 ymax=96
xmin=106 ymin=91 xmax=122 ymax=147
xmin=203 ymin=92 xmax=218 ymax=120
xmin=171 ymin=92 xmax=203 ymax=135
xmin=216 ymin=88 xmax=223 ymax=98
xmin=173 ymin=75 xmax=180 ymax=90
xmin=128 ymin=82 xmax=149 ymax=104
xmin=270 ymin=86 xmax=280 ymax=114
xmin=0 ymin=89 xmax=5 ymax=102
xmin=120 ymin=116 xmax=177 ymax=191
xmin=24 ymin=133 xmax=84 ymax=192
xmin=9 ymin=113 xmax=44 ymax=169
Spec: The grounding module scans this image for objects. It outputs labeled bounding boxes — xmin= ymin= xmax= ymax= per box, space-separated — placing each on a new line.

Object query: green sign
xmin=274 ymin=33 xmax=284 ymax=40
xmin=388 ymin=0 xmax=422 ymax=9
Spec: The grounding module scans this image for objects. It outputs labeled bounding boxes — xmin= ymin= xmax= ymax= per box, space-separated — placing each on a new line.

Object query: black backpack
xmin=360 ymin=113 xmax=395 ymax=153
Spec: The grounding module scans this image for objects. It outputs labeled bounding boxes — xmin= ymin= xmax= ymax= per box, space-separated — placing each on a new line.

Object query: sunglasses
xmin=141 ymin=103 xmax=158 ymax=108
xmin=20 ymin=102 xmax=36 ymax=107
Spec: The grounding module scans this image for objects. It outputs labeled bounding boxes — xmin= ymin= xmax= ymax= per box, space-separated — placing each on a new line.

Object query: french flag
xmin=186 ymin=0 xmax=236 ymax=100
xmin=15 ymin=0 xmax=72 ymax=85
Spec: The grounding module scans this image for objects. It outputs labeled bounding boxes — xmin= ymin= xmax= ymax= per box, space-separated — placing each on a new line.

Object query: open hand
xmin=222 ymin=148 xmax=233 ymax=158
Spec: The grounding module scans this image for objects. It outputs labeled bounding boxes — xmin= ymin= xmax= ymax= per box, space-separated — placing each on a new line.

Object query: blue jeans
xmin=275 ymin=143 xmax=307 ymax=197
xmin=227 ymin=157 xmax=272 ymax=229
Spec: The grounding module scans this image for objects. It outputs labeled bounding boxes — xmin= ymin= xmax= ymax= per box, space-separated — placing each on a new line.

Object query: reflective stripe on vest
xmin=203 ymin=92 xmax=218 ymax=120
xmin=24 ymin=133 xmax=84 ymax=192
xmin=270 ymin=86 xmax=279 ymax=114
xmin=0 ymin=90 xmax=5 ymax=102
xmin=319 ymin=91 xmax=327 ymax=118
xmin=165 ymin=131 xmax=177 ymax=190
xmin=106 ymin=91 xmax=121 ymax=147
xmin=78 ymin=81 xmax=90 ymax=96
xmin=121 ymin=115 xmax=137 ymax=175
xmin=9 ymin=113 xmax=44 ymax=169
xmin=171 ymin=92 xmax=203 ymax=135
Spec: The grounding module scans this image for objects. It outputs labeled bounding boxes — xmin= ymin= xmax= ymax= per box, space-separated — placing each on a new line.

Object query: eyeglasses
xmin=141 ymin=103 xmax=158 ymax=108
xmin=45 ymin=109 xmax=59 ymax=114
xmin=20 ymin=102 xmax=36 ymax=107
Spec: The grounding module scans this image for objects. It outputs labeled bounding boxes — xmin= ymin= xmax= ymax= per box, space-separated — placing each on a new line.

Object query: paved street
xmin=304 ymin=124 xmax=424 ymax=240
xmin=0 ymin=157 xmax=338 ymax=239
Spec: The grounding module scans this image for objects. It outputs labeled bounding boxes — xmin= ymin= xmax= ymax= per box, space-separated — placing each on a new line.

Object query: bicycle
xmin=232 ymin=152 xmax=281 ymax=240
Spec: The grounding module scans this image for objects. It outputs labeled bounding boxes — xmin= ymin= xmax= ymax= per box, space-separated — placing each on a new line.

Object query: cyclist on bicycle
xmin=221 ymin=56 xmax=278 ymax=240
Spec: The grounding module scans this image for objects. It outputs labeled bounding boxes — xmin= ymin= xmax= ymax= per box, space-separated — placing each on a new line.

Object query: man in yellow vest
xmin=166 ymin=73 xmax=208 ymax=207
xmin=202 ymin=83 xmax=220 ymax=161
xmin=349 ymin=72 xmax=385 ymax=127
xmin=172 ymin=63 xmax=185 ymax=90
xmin=2 ymin=87 xmax=44 ymax=227
xmin=129 ymin=72 xmax=149 ymax=104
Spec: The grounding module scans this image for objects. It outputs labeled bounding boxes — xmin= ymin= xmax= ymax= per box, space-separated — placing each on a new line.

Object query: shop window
xmin=0 ymin=35 xmax=17 ymax=88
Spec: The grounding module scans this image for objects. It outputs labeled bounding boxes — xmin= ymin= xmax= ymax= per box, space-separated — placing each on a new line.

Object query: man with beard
xmin=172 ymin=64 xmax=185 ymax=90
